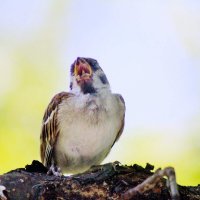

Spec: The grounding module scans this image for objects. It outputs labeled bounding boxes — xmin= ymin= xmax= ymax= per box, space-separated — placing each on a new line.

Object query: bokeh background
xmin=0 ymin=1 xmax=200 ymax=185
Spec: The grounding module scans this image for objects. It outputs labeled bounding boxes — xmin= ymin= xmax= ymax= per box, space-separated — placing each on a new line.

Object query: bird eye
xmin=85 ymin=58 xmax=99 ymax=71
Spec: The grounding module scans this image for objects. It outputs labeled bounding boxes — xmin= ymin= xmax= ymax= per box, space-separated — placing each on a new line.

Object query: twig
xmin=122 ymin=167 xmax=180 ymax=200
xmin=0 ymin=185 xmax=7 ymax=200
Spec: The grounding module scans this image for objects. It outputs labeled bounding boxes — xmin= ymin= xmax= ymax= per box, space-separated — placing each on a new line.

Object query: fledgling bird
xmin=40 ymin=57 xmax=125 ymax=176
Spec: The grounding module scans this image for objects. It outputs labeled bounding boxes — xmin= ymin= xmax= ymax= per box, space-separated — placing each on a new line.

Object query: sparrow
xmin=40 ymin=57 xmax=125 ymax=176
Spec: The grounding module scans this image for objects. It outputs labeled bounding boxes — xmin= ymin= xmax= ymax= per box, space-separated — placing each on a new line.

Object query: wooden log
xmin=0 ymin=160 xmax=199 ymax=200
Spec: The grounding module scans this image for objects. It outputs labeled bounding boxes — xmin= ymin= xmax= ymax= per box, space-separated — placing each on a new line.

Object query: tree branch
xmin=0 ymin=160 xmax=199 ymax=200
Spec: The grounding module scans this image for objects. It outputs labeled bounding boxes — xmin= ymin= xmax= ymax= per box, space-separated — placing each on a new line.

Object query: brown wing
xmin=112 ymin=94 xmax=126 ymax=146
xmin=40 ymin=92 xmax=74 ymax=167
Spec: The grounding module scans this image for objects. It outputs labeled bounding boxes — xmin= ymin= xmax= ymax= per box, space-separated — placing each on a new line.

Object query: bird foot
xmin=73 ymin=161 xmax=121 ymax=183
xmin=98 ymin=161 xmax=121 ymax=173
xmin=47 ymin=164 xmax=62 ymax=177
xmin=89 ymin=161 xmax=121 ymax=173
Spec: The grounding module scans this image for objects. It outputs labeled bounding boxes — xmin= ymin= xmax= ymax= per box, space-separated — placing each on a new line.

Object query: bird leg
xmin=47 ymin=164 xmax=62 ymax=177
xmin=122 ymin=167 xmax=180 ymax=200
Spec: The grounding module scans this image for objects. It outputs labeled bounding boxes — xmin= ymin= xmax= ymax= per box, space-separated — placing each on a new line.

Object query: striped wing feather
xmin=40 ymin=92 xmax=73 ymax=167
xmin=112 ymin=94 xmax=125 ymax=146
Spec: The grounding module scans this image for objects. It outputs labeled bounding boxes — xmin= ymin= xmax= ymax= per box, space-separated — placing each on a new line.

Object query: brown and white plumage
xmin=40 ymin=92 xmax=74 ymax=168
xmin=40 ymin=57 xmax=125 ymax=175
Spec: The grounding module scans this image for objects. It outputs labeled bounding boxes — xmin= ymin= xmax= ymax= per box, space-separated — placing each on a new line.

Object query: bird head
xmin=70 ymin=57 xmax=110 ymax=94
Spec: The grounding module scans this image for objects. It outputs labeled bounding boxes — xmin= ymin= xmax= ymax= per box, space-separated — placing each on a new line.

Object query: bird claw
xmin=73 ymin=162 xmax=121 ymax=184
xmin=91 ymin=162 xmax=121 ymax=179
xmin=47 ymin=164 xmax=62 ymax=177
xmin=112 ymin=161 xmax=121 ymax=171
xmin=99 ymin=161 xmax=121 ymax=173
xmin=89 ymin=161 xmax=121 ymax=173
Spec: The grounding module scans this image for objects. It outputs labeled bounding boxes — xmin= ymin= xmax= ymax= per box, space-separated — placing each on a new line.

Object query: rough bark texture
xmin=0 ymin=160 xmax=199 ymax=200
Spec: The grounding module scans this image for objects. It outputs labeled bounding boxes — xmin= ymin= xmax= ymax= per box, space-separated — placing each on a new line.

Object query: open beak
xmin=74 ymin=57 xmax=92 ymax=82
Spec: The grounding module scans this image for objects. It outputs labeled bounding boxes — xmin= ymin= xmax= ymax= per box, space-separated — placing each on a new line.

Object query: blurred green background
xmin=0 ymin=1 xmax=200 ymax=186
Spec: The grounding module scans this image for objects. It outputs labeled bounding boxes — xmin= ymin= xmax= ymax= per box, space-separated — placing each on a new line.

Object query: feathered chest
xmin=58 ymin=94 xmax=118 ymax=125
xmin=55 ymin=93 xmax=121 ymax=159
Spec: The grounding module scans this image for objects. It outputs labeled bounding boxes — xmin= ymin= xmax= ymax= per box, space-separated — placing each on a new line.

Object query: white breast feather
xmin=55 ymin=92 xmax=124 ymax=173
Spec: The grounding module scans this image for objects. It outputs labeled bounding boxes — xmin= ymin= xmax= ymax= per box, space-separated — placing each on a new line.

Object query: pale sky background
xmin=1 ymin=0 xmax=199 ymax=134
